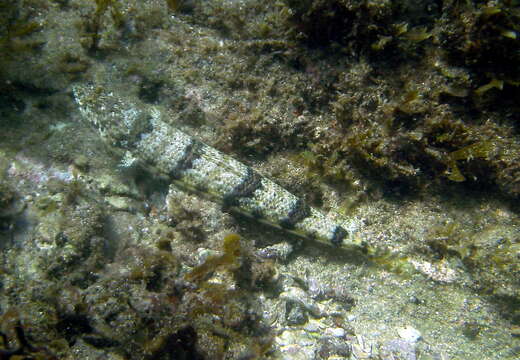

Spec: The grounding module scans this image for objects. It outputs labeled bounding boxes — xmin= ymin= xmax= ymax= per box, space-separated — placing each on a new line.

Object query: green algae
xmin=88 ymin=0 xmax=124 ymax=51
xmin=0 ymin=0 xmax=42 ymax=83
xmin=184 ymin=233 xmax=241 ymax=283
xmin=165 ymin=0 xmax=180 ymax=12
xmin=366 ymin=246 xmax=415 ymax=277
xmin=0 ymin=308 xmax=57 ymax=359
xmin=426 ymin=221 xmax=520 ymax=324
xmin=0 ymin=5 xmax=41 ymax=56
xmin=0 ymin=0 xmax=518 ymax=358
xmin=181 ymin=233 xmax=274 ymax=358
xmin=446 ymin=141 xmax=495 ymax=182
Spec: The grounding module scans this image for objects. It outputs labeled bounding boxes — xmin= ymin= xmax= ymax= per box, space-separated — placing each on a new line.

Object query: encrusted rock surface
xmin=0 ymin=1 xmax=518 ymax=359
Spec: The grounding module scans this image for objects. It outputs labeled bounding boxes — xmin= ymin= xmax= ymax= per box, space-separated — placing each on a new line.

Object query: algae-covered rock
xmin=0 ymin=1 xmax=519 ymax=359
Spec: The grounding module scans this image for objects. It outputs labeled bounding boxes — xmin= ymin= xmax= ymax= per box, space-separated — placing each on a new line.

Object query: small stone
xmin=106 ymin=196 xmax=133 ymax=211
xmin=286 ymin=302 xmax=308 ymax=326
xmin=318 ymin=337 xmax=351 ymax=358
xmin=73 ymin=154 xmax=90 ymax=171
xmin=276 ymin=330 xmax=297 ymax=347
xmin=303 ymin=321 xmax=320 ymax=333
xmin=397 ymin=325 xmax=422 ymax=342
xmin=256 ymin=242 xmax=294 ymax=261
xmin=382 ymin=339 xmax=417 ymax=360
xmin=96 ymin=174 xmax=135 ymax=197
xmin=346 ymin=314 xmax=357 ymax=322
xmin=325 ymin=327 xmax=346 ymax=338
xmin=280 ymin=287 xmax=322 ymax=317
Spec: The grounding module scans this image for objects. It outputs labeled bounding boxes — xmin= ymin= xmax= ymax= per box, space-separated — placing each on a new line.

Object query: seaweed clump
xmin=437 ymin=1 xmax=520 ymax=138
xmin=443 ymin=2 xmax=520 ymax=85
xmin=282 ymin=0 xmax=440 ymax=60
xmin=184 ymin=233 xmax=241 ymax=283
xmin=117 ymin=233 xmax=274 ymax=359
xmin=0 ymin=0 xmax=42 ymax=68
xmin=85 ymin=0 xmax=125 ymax=52
xmin=426 ymin=222 xmax=520 ymax=325
xmin=271 ymin=0 xmax=520 ymax=199
xmin=292 ymin=52 xmax=520 ymax=198
xmin=0 ymin=0 xmax=42 ymax=118
xmin=0 ymin=309 xmax=56 ymax=360
xmin=6 ymin=231 xmax=273 ymax=359
xmin=175 ymin=233 xmax=273 ymax=359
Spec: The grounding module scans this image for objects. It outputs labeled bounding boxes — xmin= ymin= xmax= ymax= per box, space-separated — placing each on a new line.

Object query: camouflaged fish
xmin=73 ymin=83 xmax=358 ymax=249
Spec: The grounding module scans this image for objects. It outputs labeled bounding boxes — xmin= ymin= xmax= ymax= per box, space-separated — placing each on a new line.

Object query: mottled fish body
xmin=73 ymin=84 xmax=355 ymax=249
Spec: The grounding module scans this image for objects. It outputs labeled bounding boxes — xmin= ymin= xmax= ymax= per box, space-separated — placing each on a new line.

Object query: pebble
xmin=106 ymin=196 xmax=133 ymax=211
xmin=325 ymin=327 xmax=346 ymax=338
xmin=303 ymin=321 xmax=320 ymax=332
xmin=280 ymin=286 xmax=322 ymax=317
xmin=397 ymin=325 xmax=422 ymax=342
xmin=256 ymin=241 xmax=294 ymax=261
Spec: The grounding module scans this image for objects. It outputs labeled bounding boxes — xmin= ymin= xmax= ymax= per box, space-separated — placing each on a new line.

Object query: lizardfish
xmin=73 ymin=83 xmax=360 ymax=250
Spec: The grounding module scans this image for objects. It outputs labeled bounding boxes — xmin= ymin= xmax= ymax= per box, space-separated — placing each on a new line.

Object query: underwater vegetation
xmin=86 ymin=0 xmax=125 ymax=52
xmin=276 ymin=0 xmax=520 ymax=198
xmin=0 ymin=0 xmax=519 ymax=357
xmin=0 ymin=0 xmax=41 ymax=120
xmin=0 ymin=1 xmax=42 ymax=62
xmin=0 ymin=0 xmax=519 ymax=198
xmin=168 ymin=0 xmax=520 ymax=201
xmin=0 ymin=309 xmax=56 ymax=360
xmin=1 ymin=188 xmax=276 ymax=360
xmin=0 ymin=180 xmax=16 ymax=234
xmin=282 ymin=0 xmax=435 ymax=51
xmin=425 ymin=221 xmax=520 ymax=324
xmin=184 ymin=233 xmax=241 ymax=283
xmin=3 ymin=0 xmax=519 ymax=197
xmin=443 ymin=1 xmax=520 ymax=84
